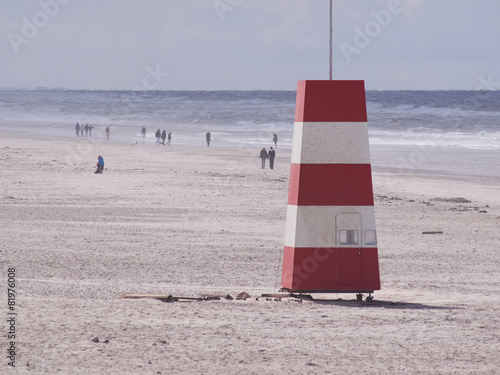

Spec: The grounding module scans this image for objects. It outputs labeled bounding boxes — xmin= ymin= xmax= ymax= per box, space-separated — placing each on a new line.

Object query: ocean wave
xmin=1 ymin=89 xmax=498 ymax=151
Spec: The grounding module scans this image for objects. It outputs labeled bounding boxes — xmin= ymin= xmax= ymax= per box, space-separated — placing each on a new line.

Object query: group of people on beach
xmin=259 ymin=133 xmax=278 ymax=169
xmin=90 ymin=126 xmax=279 ymax=174
xmin=260 ymin=146 xmax=276 ymax=169
xmin=140 ymin=128 xmax=211 ymax=147
xmin=75 ymin=122 xmax=110 ymax=140
xmin=75 ymin=122 xmax=94 ymax=138
xmin=141 ymin=127 xmax=172 ymax=146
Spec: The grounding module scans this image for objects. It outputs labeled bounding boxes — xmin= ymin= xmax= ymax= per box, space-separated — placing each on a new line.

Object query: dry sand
xmin=1 ymin=132 xmax=499 ymax=374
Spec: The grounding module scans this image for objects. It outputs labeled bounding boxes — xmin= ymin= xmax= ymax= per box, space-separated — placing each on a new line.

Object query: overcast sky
xmin=1 ymin=0 xmax=499 ymax=90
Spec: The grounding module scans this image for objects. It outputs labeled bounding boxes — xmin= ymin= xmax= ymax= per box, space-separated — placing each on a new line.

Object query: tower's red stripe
xmin=281 ymin=246 xmax=380 ymax=292
xmin=295 ymin=80 xmax=367 ymax=123
xmin=288 ymin=163 xmax=374 ymax=206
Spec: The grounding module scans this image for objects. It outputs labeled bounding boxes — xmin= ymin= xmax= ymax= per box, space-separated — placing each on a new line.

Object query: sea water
xmin=0 ymin=89 xmax=499 ymax=177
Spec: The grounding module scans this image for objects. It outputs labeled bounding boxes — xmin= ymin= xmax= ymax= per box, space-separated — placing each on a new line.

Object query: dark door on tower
xmin=336 ymin=213 xmax=362 ymax=286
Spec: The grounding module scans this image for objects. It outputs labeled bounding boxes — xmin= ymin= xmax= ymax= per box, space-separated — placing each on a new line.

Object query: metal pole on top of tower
xmin=329 ymin=0 xmax=333 ymax=80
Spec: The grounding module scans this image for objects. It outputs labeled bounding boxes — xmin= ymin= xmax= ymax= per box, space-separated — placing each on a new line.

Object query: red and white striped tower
xmin=281 ymin=80 xmax=380 ymax=297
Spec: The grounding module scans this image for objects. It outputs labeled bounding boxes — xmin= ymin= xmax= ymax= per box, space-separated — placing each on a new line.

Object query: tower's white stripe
xmin=291 ymin=122 xmax=371 ymax=164
xmin=285 ymin=205 xmax=377 ymax=248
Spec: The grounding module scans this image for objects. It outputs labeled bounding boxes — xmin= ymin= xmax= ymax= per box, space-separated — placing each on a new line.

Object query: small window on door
xmin=365 ymin=230 xmax=377 ymax=245
xmin=339 ymin=230 xmax=358 ymax=245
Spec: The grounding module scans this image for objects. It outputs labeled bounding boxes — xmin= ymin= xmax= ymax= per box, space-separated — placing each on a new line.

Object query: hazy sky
xmin=1 ymin=0 xmax=499 ymax=90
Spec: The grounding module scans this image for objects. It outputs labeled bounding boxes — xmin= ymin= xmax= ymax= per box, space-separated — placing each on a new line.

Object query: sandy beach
xmin=1 ymin=131 xmax=499 ymax=374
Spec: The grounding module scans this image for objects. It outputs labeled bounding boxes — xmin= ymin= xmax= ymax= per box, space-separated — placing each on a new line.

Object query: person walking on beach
xmin=268 ymin=147 xmax=276 ymax=169
xmin=95 ymin=155 xmax=104 ymax=174
xmin=141 ymin=126 xmax=147 ymax=139
xmin=84 ymin=124 xmax=89 ymax=137
xmin=206 ymin=131 xmax=211 ymax=146
xmin=273 ymin=133 xmax=278 ymax=147
xmin=75 ymin=122 xmax=80 ymax=137
xmin=260 ymin=147 xmax=268 ymax=169
xmin=161 ymin=130 xmax=167 ymax=145
xmin=155 ymin=129 xmax=161 ymax=145
xmin=167 ymin=132 xmax=172 ymax=145
xmin=88 ymin=124 xmax=93 ymax=138
xmin=105 ymin=127 xmax=110 ymax=140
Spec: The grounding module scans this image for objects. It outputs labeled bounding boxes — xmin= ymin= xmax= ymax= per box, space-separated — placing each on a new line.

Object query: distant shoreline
xmin=2 ymin=130 xmax=499 ymax=183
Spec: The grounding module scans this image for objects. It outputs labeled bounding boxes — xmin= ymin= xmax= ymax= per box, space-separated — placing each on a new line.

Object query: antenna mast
xmin=329 ymin=0 xmax=333 ymax=80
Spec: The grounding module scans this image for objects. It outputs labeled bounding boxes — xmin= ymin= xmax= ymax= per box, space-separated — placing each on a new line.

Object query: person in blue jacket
xmin=95 ymin=155 xmax=104 ymax=174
